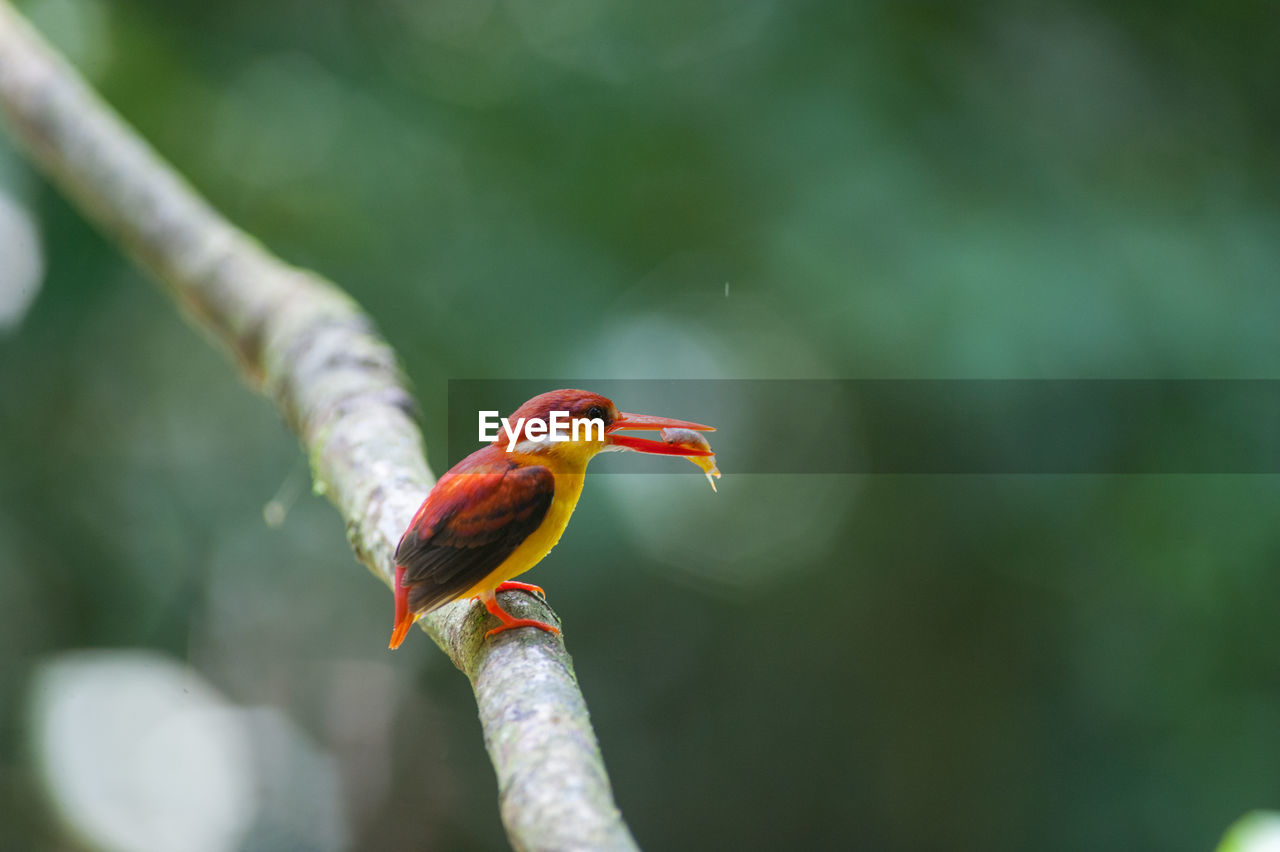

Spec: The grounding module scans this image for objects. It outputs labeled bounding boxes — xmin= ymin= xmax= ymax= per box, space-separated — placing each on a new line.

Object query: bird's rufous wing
xmin=394 ymin=462 xmax=555 ymax=614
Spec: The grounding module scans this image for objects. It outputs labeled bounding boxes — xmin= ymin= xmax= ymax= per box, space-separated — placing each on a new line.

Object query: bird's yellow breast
xmin=455 ymin=466 xmax=587 ymax=599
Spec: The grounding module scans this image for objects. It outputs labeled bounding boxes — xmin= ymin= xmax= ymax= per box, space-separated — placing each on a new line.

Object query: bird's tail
xmin=388 ymin=564 xmax=414 ymax=649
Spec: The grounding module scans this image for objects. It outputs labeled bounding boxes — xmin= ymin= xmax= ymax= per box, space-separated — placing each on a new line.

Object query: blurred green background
xmin=2 ymin=0 xmax=1279 ymax=849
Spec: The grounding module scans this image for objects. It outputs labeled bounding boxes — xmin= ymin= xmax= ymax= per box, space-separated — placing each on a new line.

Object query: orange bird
xmin=388 ymin=389 xmax=714 ymax=648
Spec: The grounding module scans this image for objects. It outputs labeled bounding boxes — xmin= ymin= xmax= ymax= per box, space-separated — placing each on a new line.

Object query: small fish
xmin=660 ymin=428 xmax=722 ymax=492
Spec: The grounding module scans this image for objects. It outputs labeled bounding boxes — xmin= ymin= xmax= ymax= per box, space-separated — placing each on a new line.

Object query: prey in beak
xmin=605 ymin=412 xmax=714 ymax=456
xmin=660 ymin=427 xmax=722 ymax=492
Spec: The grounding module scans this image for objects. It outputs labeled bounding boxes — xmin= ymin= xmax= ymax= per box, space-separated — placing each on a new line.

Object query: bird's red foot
xmin=494 ymin=580 xmax=547 ymax=599
xmin=478 ymin=589 xmax=560 ymax=639
xmin=484 ymin=618 xmax=560 ymax=639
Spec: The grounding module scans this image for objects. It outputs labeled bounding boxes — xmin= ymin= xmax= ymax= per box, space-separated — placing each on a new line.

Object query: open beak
xmin=607 ymin=412 xmax=715 ymax=456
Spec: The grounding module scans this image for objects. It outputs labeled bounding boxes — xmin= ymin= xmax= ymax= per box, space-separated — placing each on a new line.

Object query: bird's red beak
xmin=607 ymin=412 xmax=715 ymax=456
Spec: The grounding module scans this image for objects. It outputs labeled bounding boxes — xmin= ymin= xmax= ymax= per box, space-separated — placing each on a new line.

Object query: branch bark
xmin=0 ymin=5 xmax=638 ymax=850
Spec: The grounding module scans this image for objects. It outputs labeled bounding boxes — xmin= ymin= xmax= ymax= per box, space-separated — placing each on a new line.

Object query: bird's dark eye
xmin=585 ymin=405 xmax=606 ymax=422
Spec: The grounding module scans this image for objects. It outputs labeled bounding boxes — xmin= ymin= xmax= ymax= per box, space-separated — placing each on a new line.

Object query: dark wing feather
xmin=395 ymin=461 xmax=554 ymax=613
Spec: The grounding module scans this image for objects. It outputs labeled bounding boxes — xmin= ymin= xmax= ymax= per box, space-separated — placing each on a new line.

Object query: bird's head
xmin=497 ymin=389 xmax=714 ymax=470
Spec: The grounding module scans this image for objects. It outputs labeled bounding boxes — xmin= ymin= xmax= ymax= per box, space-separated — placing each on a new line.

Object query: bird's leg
xmin=494 ymin=580 xmax=546 ymax=599
xmin=477 ymin=588 xmax=561 ymax=638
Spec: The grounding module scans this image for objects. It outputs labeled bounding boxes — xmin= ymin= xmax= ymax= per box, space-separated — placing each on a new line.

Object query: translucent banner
xmin=446 ymin=380 xmax=1280 ymax=474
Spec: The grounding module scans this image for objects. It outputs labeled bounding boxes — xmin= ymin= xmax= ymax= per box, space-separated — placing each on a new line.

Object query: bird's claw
xmin=494 ymin=580 xmax=547 ymax=600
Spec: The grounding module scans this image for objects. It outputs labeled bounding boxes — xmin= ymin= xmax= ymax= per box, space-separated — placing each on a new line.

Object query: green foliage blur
xmin=2 ymin=0 xmax=1279 ymax=849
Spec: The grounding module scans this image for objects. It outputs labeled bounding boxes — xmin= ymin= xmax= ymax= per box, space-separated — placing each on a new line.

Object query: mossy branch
xmin=0 ymin=5 xmax=637 ymax=850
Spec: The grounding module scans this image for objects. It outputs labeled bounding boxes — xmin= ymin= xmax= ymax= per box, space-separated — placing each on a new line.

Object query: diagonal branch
xmin=0 ymin=5 xmax=638 ymax=850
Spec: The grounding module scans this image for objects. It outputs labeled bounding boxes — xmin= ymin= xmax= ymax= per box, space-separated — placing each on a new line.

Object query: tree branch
xmin=0 ymin=5 xmax=637 ymax=850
